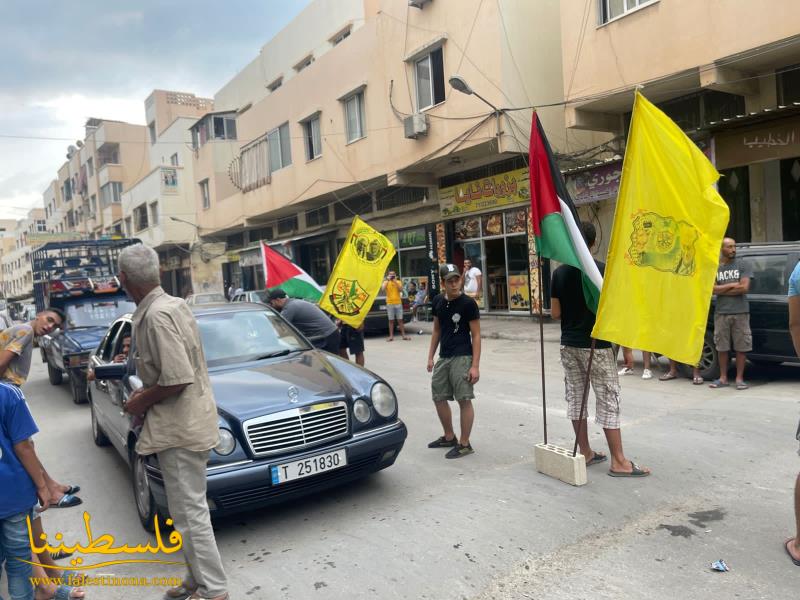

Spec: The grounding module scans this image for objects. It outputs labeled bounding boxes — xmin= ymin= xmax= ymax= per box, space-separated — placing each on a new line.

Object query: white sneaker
xmin=618 ymin=367 xmax=634 ymax=376
xmin=642 ymin=368 xmax=653 ymax=380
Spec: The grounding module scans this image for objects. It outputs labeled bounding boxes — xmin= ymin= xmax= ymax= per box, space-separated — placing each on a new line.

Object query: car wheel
xmin=90 ymin=396 xmax=110 ymax=447
xmin=70 ymin=372 xmax=88 ymax=404
xmin=678 ymin=333 xmax=719 ymax=380
xmin=47 ymin=363 xmax=63 ymax=385
xmin=131 ymin=450 xmax=157 ymax=533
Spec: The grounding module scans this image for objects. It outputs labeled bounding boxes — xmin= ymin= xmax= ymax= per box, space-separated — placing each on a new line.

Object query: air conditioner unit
xmin=404 ymin=113 xmax=429 ymax=139
xmin=409 ymin=0 xmax=432 ymax=8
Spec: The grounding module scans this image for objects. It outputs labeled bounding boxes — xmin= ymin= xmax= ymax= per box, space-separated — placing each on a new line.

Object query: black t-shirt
xmin=550 ymin=262 xmax=611 ymax=349
xmin=431 ymin=292 xmax=480 ymax=358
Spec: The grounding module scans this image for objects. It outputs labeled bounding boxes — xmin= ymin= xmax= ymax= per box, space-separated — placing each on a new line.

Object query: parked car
xmin=363 ymin=292 xmax=412 ymax=333
xmin=685 ymin=242 xmax=800 ymax=379
xmin=231 ymin=290 xmax=269 ymax=304
xmin=89 ymin=302 xmax=407 ymax=531
xmin=186 ymin=292 xmax=227 ymax=305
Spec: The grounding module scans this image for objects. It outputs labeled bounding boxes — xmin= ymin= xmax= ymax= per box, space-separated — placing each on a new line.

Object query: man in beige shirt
xmin=119 ymin=244 xmax=227 ymax=600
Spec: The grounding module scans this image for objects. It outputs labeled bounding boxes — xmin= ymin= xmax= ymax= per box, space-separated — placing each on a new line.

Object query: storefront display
xmin=384 ymin=225 xmax=436 ymax=298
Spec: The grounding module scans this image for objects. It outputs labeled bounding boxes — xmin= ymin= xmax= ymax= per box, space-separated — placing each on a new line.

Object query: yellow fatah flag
xmin=319 ymin=216 xmax=396 ymax=327
xmin=591 ymin=92 xmax=729 ymax=365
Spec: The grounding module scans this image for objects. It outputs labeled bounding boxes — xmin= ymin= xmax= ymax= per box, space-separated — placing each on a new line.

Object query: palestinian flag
xmin=261 ymin=242 xmax=323 ymax=301
xmin=529 ymin=113 xmax=603 ymax=312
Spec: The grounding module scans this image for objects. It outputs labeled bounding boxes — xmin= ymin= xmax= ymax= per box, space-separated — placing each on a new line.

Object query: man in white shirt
xmin=462 ymin=259 xmax=483 ymax=300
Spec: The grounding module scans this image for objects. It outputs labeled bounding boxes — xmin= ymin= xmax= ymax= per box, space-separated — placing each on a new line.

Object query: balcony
xmin=98 ymin=163 xmax=123 ymax=187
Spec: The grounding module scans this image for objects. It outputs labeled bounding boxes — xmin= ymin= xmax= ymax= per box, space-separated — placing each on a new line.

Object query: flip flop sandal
xmin=63 ymin=485 xmax=80 ymax=495
xmin=52 ymin=494 xmax=82 ymax=508
xmin=586 ymin=452 xmax=607 ymax=466
xmin=693 ymin=376 xmax=704 ymax=385
xmin=785 ymin=539 xmax=800 ymax=566
xmin=608 ymin=461 xmax=650 ymax=477
xmin=708 ymin=379 xmax=729 ymax=389
xmin=659 ymin=373 xmax=678 ymax=381
xmin=736 ymin=382 xmax=749 ymax=390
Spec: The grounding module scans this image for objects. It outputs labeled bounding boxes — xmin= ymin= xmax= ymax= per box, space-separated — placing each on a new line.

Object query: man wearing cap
xmin=426 ymin=263 xmax=481 ymax=459
xmin=267 ymin=289 xmax=340 ymax=353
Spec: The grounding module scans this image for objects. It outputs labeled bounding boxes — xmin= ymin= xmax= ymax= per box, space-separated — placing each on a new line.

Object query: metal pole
xmin=537 ymin=258 xmax=548 ymax=445
xmin=572 ymin=338 xmax=597 ymax=457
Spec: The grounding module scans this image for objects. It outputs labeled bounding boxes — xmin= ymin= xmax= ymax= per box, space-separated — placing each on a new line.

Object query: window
xmin=99 ymin=182 xmax=122 ymax=207
xmin=148 ymin=122 xmax=156 ymax=144
xmin=415 ymin=47 xmax=445 ymax=110
xmin=334 ymin=194 xmax=373 ymax=220
xmin=305 ymin=206 xmax=329 ymax=227
xmin=376 ymin=187 xmax=426 ymax=211
xmin=213 ymin=116 xmax=237 ymax=140
xmin=246 ymin=227 xmax=272 ymax=244
xmin=87 ymin=157 xmax=94 ymax=177
xmin=294 ymin=55 xmax=314 ymax=73
xmin=777 ymin=64 xmax=800 ymax=105
xmin=267 ymin=77 xmax=283 ymax=93
xmin=200 ymin=179 xmax=210 ymax=210
xmin=134 ymin=204 xmax=149 ymax=231
xmin=331 ymin=27 xmax=351 ymax=46
xmin=238 ymin=135 xmax=271 ymax=191
xmin=747 ymin=255 xmax=788 ymax=296
xmin=303 ymin=115 xmax=322 ymax=160
xmin=63 ymin=180 xmax=72 ymax=201
xmin=36 ymin=220 xmax=46 ymax=233
xmin=170 ymin=153 xmax=179 ymax=166
xmin=599 ymin=0 xmax=655 ymax=24
xmin=268 ymin=123 xmax=292 ymax=172
xmin=150 ymin=202 xmax=159 ymax=227
xmin=277 ymin=215 xmax=298 ymax=235
xmin=344 ymin=92 xmax=366 ymax=143
xmin=90 ymin=195 xmax=97 ymax=216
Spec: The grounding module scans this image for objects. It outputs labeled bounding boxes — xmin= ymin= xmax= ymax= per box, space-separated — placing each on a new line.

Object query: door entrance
xmin=484 ymin=238 xmax=507 ymax=310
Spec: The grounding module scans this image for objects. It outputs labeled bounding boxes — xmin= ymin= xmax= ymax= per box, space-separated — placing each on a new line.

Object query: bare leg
xmin=621 ymin=347 xmax=633 ymax=369
xmin=603 ymin=428 xmax=650 ymax=474
xmin=457 ymin=399 xmax=474 ymax=446
xmin=788 ymin=473 xmax=800 ymax=563
xmin=434 ymin=400 xmax=455 ymax=441
xmin=571 ymin=419 xmax=593 ymax=462
xmin=668 ymin=360 xmax=679 ymax=376
xmin=735 ymin=351 xmax=747 ymax=383
xmin=718 ymin=351 xmax=730 ymax=383
xmin=643 ymin=352 xmax=651 ymax=370
xmin=398 ymin=319 xmax=409 ymax=340
xmin=387 ymin=319 xmax=394 ymax=341
xmin=354 ymin=352 xmax=365 ymax=367
xmin=338 ymin=348 xmax=349 ymax=360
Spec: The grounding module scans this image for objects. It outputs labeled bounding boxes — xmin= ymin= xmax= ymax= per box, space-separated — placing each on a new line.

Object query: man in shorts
xmin=426 ymin=264 xmax=481 ymax=459
xmin=382 ymin=271 xmax=409 ymax=341
xmin=785 ymin=259 xmax=800 ymax=566
xmin=550 ymin=222 xmax=650 ymax=477
xmin=709 ymin=237 xmax=753 ymax=390
xmin=338 ymin=323 xmax=365 ymax=367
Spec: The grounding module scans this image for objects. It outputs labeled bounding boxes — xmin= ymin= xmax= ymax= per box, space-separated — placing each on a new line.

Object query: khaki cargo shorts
xmin=713 ymin=313 xmax=752 ymax=352
xmin=431 ymin=355 xmax=474 ymax=402
xmin=560 ymin=346 xmax=621 ymax=429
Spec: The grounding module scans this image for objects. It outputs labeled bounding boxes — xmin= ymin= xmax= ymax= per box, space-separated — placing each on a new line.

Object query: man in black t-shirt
xmin=551 ymin=222 xmax=650 ymax=478
xmin=426 ymin=263 xmax=481 ymax=459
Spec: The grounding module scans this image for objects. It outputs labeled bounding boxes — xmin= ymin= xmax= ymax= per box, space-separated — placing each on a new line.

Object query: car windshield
xmin=193 ymin=293 xmax=226 ymax=304
xmin=197 ymin=309 xmax=310 ymax=366
xmin=65 ymin=296 xmax=136 ymax=328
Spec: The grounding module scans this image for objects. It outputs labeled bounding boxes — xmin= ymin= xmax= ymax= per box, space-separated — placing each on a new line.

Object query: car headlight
xmin=353 ymin=399 xmax=371 ymax=423
xmin=214 ymin=428 xmax=236 ymax=456
xmin=371 ymin=383 xmax=397 ymax=418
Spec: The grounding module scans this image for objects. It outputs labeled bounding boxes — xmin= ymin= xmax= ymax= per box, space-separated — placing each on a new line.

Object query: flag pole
xmin=572 ymin=338 xmax=596 ymax=458
xmin=537 ymin=258 xmax=548 ymax=445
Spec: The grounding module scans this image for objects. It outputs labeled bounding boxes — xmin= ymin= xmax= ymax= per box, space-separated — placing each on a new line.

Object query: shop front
xmin=439 ymin=166 xmax=534 ymax=313
xmin=158 ymin=248 xmax=192 ymax=298
xmin=383 ymin=224 xmax=439 ymax=302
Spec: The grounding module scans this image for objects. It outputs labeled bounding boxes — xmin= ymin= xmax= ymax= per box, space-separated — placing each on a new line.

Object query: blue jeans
xmin=0 ymin=511 xmax=34 ymax=600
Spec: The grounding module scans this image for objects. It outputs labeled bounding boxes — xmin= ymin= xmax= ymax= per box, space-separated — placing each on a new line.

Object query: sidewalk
xmin=408 ymin=313 xmax=562 ymax=343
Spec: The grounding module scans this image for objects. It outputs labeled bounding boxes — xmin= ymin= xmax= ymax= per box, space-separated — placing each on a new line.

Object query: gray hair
xmin=118 ymin=244 xmax=161 ymax=287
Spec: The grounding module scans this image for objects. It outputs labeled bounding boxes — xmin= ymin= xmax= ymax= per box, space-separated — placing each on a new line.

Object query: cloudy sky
xmin=0 ymin=0 xmax=312 ymax=220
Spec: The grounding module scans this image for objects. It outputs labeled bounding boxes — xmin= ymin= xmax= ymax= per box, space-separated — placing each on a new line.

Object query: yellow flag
xmin=591 ymin=92 xmax=729 ymax=364
xmin=319 ymin=216 xmax=396 ymax=327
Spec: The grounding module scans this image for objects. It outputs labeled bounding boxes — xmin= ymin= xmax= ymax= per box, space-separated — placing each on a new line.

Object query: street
xmin=22 ymin=323 xmax=800 ymax=600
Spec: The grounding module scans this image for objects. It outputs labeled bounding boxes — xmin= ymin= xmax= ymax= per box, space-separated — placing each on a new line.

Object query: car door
xmin=90 ymin=321 xmax=124 ymax=447
xmin=106 ymin=322 xmax=134 ymax=442
xmin=745 ymin=253 xmax=792 ymax=359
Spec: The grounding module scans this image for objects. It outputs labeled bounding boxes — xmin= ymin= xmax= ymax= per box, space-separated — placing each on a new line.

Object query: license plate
xmin=271 ymin=449 xmax=347 ymax=484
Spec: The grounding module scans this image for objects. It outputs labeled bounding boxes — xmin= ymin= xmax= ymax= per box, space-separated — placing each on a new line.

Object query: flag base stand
xmin=534 ymin=443 xmax=587 ymax=486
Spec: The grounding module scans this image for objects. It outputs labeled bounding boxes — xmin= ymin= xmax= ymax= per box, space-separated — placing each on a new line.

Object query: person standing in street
xmin=709 ymin=237 xmax=753 ymax=390
xmin=267 ymin=288 xmax=340 ymax=353
xmin=382 ymin=271 xmax=409 ymax=341
xmin=550 ymin=222 xmax=650 ymax=477
xmin=118 ymin=244 xmax=228 ymax=600
xmin=618 ymin=347 xmax=653 ymax=380
xmin=338 ymin=322 xmax=365 ymax=366
xmin=785 ymin=259 xmax=800 ymax=566
xmin=462 ymin=259 xmax=483 ymax=302
xmin=426 ymin=264 xmax=481 ymax=459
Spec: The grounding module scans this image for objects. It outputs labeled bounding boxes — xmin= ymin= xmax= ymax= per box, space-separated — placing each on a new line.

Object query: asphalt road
xmin=15 ymin=327 xmax=800 ymax=599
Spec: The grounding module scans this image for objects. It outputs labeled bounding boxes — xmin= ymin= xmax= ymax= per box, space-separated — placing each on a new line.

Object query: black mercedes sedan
xmin=89 ymin=302 xmax=407 ymax=531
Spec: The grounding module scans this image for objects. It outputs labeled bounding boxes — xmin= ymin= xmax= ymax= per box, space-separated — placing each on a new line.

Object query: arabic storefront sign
xmin=716 ymin=115 xmax=800 ymax=169
xmin=565 ymin=162 xmax=622 ymax=206
xmin=439 ymin=167 xmax=530 ymax=218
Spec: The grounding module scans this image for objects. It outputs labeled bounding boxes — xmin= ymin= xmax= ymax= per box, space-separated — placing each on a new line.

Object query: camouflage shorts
xmin=560 ymin=346 xmax=621 ymax=429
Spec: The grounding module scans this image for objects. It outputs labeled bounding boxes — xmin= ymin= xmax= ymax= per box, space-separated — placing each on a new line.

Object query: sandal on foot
xmin=50 ymin=549 xmax=73 ymax=561
xmin=659 ymin=372 xmax=678 ymax=381
xmin=51 ymin=494 xmax=82 ymax=508
xmin=736 ymin=381 xmax=749 ymax=390
xmin=785 ymin=538 xmax=800 ymax=566
xmin=63 ymin=485 xmax=80 ymax=495
xmin=54 ymin=585 xmax=85 ymax=600
xmin=693 ymin=376 xmax=704 ymax=385
xmin=708 ymin=379 xmax=729 ymax=389
xmin=164 ymin=584 xmax=198 ymax=600
xmin=608 ymin=461 xmax=650 ymax=477
xmin=427 ymin=435 xmax=457 ymax=448
xmin=586 ymin=452 xmax=607 ymax=466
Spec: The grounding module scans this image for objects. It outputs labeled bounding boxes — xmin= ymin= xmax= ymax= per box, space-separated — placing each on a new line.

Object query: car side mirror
xmin=94 ymin=362 xmax=126 ymax=381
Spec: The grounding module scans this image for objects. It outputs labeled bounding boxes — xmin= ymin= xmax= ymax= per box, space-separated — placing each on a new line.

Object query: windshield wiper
xmin=252 ymin=349 xmax=295 ymax=361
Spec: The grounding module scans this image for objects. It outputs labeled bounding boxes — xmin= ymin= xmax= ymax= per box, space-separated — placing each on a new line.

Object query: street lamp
xmin=448 ymin=74 xmax=502 ymax=143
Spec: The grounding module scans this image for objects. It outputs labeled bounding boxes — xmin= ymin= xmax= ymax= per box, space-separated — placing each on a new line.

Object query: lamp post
xmin=448 ymin=75 xmax=503 ymax=144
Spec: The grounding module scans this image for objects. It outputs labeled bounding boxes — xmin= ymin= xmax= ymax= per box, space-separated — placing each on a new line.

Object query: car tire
xmin=70 ymin=372 xmax=88 ymax=405
xmin=677 ymin=333 xmax=719 ymax=380
xmin=131 ymin=450 xmax=158 ymax=533
xmin=47 ymin=363 xmax=63 ymax=385
xmin=90 ymin=396 xmax=110 ymax=447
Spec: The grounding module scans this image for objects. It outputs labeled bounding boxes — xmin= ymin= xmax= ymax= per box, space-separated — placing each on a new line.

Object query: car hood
xmin=60 ymin=327 xmax=107 ymax=352
xmin=208 ymin=350 xmax=377 ymax=422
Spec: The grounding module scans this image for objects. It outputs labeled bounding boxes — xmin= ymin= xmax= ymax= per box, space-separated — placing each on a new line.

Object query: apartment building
xmin=560 ymin=0 xmax=800 ymax=256
xmin=1 ymin=209 xmax=46 ymax=300
xmin=193 ymin=0 xmax=592 ymax=314
xmin=121 ymin=90 xmax=217 ymax=297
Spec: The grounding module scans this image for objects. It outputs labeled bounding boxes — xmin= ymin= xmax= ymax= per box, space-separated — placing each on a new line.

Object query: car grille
xmin=243 ymin=401 xmax=349 ymax=457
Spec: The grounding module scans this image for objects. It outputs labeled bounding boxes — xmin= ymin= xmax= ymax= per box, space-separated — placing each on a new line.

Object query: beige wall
xmin=145 ymin=90 xmax=213 ymax=137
